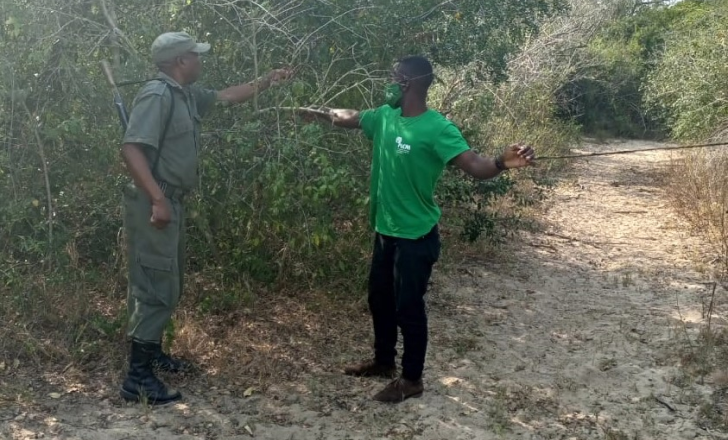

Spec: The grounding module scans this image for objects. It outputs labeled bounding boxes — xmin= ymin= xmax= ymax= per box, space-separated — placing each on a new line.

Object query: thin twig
xmin=654 ymin=394 xmax=678 ymax=412
xmin=539 ymin=142 xmax=728 ymax=160
xmin=675 ymin=292 xmax=695 ymax=349
xmin=22 ymin=101 xmax=54 ymax=270
xmin=98 ymin=0 xmax=120 ymax=68
xmin=708 ymin=282 xmax=717 ymax=331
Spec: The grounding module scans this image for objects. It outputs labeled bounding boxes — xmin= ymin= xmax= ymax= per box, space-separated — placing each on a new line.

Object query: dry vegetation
xmin=6 ymin=0 xmax=728 ymax=438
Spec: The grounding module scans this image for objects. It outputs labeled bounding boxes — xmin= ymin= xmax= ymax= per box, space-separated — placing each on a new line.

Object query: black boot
xmin=120 ymin=340 xmax=182 ymax=405
xmin=151 ymin=344 xmax=194 ymax=374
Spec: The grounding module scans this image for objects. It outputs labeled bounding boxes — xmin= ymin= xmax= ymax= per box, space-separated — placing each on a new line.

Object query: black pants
xmin=368 ymin=226 xmax=440 ymax=381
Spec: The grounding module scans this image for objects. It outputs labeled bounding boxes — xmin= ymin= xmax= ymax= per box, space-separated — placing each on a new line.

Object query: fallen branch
xmin=653 ymin=394 xmax=677 ymax=412
xmin=527 ymin=242 xmax=558 ymax=252
xmin=543 ymin=231 xmax=603 ymax=249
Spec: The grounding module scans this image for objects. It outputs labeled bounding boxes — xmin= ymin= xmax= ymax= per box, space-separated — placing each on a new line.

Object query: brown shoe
xmin=343 ymin=359 xmax=397 ymax=378
xmin=373 ymin=377 xmax=424 ymax=403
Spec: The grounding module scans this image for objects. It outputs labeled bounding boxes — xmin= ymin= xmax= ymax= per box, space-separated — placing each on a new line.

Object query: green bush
xmin=555 ymin=1 xmax=684 ymax=139
xmin=0 ymin=0 xmax=576 ymax=366
xmin=643 ymin=1 xmax=728 ymax=141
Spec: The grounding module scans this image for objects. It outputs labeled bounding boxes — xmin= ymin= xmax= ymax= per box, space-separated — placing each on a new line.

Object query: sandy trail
xmin=3 ymin=140 xmax=726 ymax=440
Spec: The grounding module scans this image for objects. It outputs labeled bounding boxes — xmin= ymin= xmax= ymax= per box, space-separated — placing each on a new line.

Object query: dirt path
xmin=3 ymin=140 xmax=727 ymax=439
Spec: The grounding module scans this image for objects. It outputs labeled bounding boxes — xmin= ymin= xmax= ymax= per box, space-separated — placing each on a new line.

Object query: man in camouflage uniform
xmin=119 ymin=31 xmax=290 ymax=405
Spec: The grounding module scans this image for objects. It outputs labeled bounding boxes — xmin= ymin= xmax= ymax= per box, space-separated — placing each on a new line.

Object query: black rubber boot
xmin=152 ymin=345 xmax=194 ymax=374
xmin=119 ymin=340 xmax=182 ymax=405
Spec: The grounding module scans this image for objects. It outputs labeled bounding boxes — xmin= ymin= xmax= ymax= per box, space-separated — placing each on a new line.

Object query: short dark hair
xmin=395 ymin=55 xmax=434 ymax=91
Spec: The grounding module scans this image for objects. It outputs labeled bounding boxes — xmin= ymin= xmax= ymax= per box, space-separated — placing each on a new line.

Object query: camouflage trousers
xmin=123 ymin=184 xmax=185 ymax=343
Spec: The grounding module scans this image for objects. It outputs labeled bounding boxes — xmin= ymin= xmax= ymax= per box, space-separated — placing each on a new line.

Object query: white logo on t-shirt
xmin=395 ymin=136 xmax=411 ymax=155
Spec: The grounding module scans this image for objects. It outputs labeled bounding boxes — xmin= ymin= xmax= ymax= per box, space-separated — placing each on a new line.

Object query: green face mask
xmin=384 ymin=83 xmax=403 ymax=108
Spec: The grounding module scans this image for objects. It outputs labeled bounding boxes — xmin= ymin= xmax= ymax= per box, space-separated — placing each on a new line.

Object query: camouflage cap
xmin=151 ymin=31 xmax=210 ymax=64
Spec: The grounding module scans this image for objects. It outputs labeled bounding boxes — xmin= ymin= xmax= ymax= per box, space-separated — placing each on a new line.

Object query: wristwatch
xmin=495 ymin=156 xmax=508 ymax=171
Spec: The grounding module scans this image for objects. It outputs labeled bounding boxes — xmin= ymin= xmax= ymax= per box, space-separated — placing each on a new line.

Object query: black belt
xmin=156 ymin=180 xmax=188 ymax=200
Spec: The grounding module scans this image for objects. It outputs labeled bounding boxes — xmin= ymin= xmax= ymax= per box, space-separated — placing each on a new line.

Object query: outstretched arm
xmin=452 ymin=144 xmax=536 ymax=180
xmin=217 ymin=69 xmax=293 ymax=104
xmin=296 ymin=107 xmax=362 ymax=129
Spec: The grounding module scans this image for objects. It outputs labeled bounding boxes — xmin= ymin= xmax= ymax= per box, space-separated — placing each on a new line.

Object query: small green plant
xmin=603 ymin=428 xmax=632 ymax=440
xmin=488 ymin=387 xmax=512 ymax=434
xmin=453 ymin=336 xmax=480 ymax=356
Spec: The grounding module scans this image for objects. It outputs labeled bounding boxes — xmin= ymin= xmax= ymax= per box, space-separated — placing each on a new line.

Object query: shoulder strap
xmin=152 ymin=82 xmax=175 ymax=178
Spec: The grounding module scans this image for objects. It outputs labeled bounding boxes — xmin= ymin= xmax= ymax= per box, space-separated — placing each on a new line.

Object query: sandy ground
xmin=3 ymin=140 xmax=728 ymax=440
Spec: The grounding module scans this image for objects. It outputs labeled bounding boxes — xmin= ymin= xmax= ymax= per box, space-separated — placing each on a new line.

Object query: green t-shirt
xmin=360 ymin=105 xmax=470 ymax=239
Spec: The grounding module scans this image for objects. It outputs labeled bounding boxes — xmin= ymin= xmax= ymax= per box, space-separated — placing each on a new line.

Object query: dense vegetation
xmin=556 ymin=0 xmax=728 ymax=141
xmin=3 ymin=0 xmax=728 ymax=369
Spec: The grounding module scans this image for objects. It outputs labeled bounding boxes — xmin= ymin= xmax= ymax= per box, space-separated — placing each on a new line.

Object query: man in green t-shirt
xmin=302 ymin=56 xmax=535 ymax=403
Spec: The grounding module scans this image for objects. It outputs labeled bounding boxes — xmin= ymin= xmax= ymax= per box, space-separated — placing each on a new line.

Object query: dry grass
xmin=658 ymin=141 xmax=728 ymax=432
xmin=665 ymin=148 xmax=728 ymax=278
xmin=0 ymin=272 xmax=372 ymax=408
xmin=173 ymin=290 xmax=371 ymax=388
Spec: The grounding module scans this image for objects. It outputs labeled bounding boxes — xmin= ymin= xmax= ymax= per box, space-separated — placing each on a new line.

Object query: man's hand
xmin=150 ymin=198 xmax=172 ymax=229
xmin=267 ymin=68 xmax=294 ymax=87
xmin=501 ymin=143 xmax=536 ymax=169
xmin=294 ymin=106 xmax=361 ymax=129
xmin=217 ymin=68 xmax=294 ymax=104
xmin=453 ymin=143 xmax=536 ymax=180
